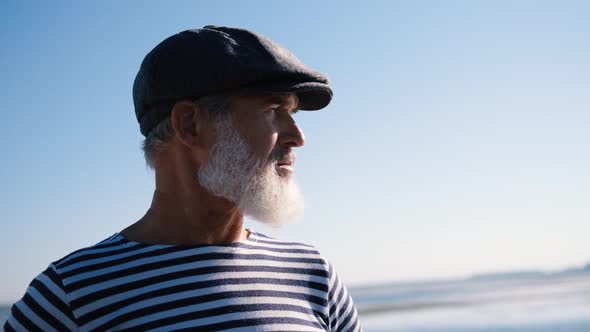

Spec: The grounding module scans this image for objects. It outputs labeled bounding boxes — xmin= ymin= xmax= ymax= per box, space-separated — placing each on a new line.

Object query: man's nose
xmin=278 ymin=117 xmax=305 ymax=148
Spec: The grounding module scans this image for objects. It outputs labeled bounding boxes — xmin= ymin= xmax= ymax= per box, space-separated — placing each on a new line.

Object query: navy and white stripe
xmin=4 ymin=232 xmax=361 ymax=331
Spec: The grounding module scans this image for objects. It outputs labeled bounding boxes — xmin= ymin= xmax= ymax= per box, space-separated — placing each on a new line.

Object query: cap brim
xmin=246 ymin=82 xmax=333 ymax=111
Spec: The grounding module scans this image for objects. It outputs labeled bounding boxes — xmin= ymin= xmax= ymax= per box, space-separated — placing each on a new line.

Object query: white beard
xmin=197 ymin=116 xmax=304 ymax=226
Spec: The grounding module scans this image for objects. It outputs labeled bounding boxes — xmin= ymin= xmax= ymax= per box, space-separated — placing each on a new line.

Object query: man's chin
xmin=239 ymin=182 xmax=304 ymax=227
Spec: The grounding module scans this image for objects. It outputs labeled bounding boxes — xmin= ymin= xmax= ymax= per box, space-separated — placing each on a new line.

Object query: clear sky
xmin=1 ymin=0 xmax=589 ymax=303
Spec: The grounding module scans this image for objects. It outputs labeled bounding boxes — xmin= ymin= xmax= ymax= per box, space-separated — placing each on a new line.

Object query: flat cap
xmin=133 ymin=25 xmax=333 ymax=136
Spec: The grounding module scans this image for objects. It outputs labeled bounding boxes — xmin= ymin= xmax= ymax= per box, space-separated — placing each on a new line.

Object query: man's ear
xmin=170 ymin=101 xmax=202 ymax=148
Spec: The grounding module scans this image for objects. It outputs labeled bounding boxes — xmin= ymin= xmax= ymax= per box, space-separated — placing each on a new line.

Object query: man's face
xmin=230 ymin=92 xmax=304 ymax=175
xmin=197 ymin=92 xmax=305 ymax=226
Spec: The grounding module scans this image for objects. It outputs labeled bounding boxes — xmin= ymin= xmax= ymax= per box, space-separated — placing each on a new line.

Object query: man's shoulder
xmin=51 ymin=233 xmax=130 ymax=271
xmin=248 ymin=232 xmax=332 ymax=278
xmin=250 ymin=231 xmax=317 ymax=249
xmin=248 ymin=231 xmax=327 ymax=259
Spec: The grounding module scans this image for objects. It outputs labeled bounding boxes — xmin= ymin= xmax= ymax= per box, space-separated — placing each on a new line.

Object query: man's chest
xmin=69 ymin=269 xmax=330 ymax=331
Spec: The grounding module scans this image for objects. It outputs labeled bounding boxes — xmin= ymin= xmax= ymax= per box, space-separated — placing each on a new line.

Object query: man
xmin=4 ymin=26 xmax=361 ymax=331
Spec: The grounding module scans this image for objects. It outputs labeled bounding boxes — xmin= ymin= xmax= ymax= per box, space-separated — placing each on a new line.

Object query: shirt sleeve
xmin=326 ymin=262 xmax=362 ymax=332
xmin=3 ymin=264 xmax=78 ymax=332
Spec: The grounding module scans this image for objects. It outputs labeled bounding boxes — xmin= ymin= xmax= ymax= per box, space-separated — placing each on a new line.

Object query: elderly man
xmin=4 ymin=26 xmax=361 ymax=331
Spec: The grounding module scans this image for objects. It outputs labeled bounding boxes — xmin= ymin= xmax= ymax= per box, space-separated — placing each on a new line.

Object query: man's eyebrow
xmin=263 ymin=94 xmax=299 ymax=109
xmin=264 ymin=95 xmax=288 ymax=104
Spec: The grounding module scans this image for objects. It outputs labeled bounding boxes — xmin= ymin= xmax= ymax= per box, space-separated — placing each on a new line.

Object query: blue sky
xmin=1 ymin=1 xmax=589 ymax=303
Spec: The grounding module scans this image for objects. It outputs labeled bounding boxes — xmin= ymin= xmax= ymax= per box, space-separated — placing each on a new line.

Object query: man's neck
xmin=121 ymin=188 xmax=248 ymax=246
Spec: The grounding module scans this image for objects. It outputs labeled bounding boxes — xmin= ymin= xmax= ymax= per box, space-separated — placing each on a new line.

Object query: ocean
xmin=354 ymin=270 xmax=590 ymax=331
xmin=0 ymin=307 xmax=9 ymax=327
xmin=2 ymin=271 xmax=590 ymax=331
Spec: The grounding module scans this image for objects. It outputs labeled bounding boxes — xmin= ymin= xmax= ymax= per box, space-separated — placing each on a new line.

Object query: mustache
xmin=270 ymin=148 xmax=295 ymax=163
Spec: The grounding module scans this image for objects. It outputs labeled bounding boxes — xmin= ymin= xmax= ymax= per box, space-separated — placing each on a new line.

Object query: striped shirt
xmin=4 ymin=232 xmax=361 ymax=331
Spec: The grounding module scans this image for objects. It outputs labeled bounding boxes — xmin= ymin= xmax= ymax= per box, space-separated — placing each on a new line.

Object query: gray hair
xmin=142 ymin=94 xmax=234 ymax=169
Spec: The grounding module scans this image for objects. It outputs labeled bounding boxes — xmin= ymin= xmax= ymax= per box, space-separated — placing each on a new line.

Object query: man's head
xmin=132 ymin=26 xmax=332 ymax=225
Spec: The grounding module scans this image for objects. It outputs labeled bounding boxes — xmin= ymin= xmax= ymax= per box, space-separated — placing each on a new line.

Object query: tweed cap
xmin=133 ymin=25 xmax=333 ymax=136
